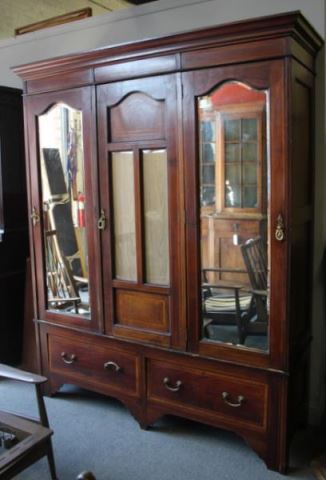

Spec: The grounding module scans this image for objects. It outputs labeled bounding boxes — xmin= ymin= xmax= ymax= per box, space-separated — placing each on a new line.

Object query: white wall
xmin=0 ymin=0 xmax=324 ymax=88
xmin=0 ymin=0 xmax=131 ymax=42
xmin=0 ymin=0 xmax=325 ymax=424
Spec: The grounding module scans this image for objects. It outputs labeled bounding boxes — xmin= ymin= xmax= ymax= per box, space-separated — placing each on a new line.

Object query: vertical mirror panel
xmin=198 ymin=82 xmax=269 ymax=351
xmin=142 ymin=149 xmax=170 ymax=285
xmin=112 ymin=151 xmax=137 ymax=281
xmin=39 ymin=104 xmax=90 ymax=317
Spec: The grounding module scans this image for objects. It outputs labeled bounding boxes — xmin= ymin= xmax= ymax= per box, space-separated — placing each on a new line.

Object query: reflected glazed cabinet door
xmin=97 ymin=75 xmax=186 ymax=349
xmin=25 ymin=88 xmax=102 ymax=330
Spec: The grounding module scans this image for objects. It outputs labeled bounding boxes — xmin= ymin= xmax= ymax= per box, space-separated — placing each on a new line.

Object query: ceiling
xmin=0 ymin=0 xmax=156 ymax=41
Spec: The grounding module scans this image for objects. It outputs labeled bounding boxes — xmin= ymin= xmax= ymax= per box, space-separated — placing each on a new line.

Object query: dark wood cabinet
xmin=14 ymin=12 xmax=323 ymax=472
xmin=0 ymin=87 xmax=28 ymax=364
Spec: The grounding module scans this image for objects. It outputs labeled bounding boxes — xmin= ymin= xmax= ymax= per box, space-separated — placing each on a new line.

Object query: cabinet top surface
xmin=13 ymin=10 xmax=323 ymax=86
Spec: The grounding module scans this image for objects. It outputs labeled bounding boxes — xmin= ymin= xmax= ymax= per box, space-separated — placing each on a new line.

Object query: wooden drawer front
xmin=147 ymin=360 xmax=268 ymax=431
xmin=48 ymin=335 xmax=140 ymax=397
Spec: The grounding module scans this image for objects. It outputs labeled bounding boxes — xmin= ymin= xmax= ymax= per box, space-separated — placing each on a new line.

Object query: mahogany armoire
xmin=14 ymin=11 xmax=323 ymax=472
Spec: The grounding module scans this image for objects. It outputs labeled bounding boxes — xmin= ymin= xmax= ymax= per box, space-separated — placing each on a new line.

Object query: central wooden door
xmin=97 ymin=74 xmax=185 ymax=349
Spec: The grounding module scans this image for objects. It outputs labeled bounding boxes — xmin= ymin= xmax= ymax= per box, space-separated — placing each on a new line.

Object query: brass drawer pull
xmin=222 ymin=391 xmax=245 ymax=408
xmin=61 ymin=352 xmax=77 ymax=364
xmin=163 ymin=377 xmax=182 ymax=392
xmin=104 ymin=361 xmax=122 ymax=373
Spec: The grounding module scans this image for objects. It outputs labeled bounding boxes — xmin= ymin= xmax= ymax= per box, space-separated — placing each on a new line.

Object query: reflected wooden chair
xmin=46 ymin=229 xmax=81 ymax=313
xmin=202 ymin=268 xmax=252 ymax=344
xmin=202 ymin=236 xmax=268 ymax=345
xmin=0 ymin=364 xmax=57 ymax=480
xmin=46 ymin=229 xmax=89 ymax=316
xmin=44 ymin=204 xmax=89 ymax=316
xmin=240 ymin=236 xmax=268 ymax=339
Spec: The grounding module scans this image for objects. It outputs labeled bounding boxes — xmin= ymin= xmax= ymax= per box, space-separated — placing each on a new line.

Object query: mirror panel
xmin=198 ymin=82 xmax=269 ymax=352
xmin=39 ymin=104 xmax=90 ymax=317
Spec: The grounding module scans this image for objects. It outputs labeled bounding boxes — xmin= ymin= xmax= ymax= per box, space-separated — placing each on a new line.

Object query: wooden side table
xmin=0 ymin=410 xmax=53 ymax=479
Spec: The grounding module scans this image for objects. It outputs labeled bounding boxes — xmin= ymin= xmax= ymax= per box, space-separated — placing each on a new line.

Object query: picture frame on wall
xmin=15 ymin=8 xmax=92 ymax=36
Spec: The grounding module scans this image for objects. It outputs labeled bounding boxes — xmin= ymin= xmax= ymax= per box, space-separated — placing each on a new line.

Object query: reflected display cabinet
xmin=14 ymin=12 xmax=323 ymax=472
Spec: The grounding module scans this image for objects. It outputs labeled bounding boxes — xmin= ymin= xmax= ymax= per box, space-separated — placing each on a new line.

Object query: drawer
xmin=147 ymin=360 xmax=268 ymax=432
xmin=48 ymin=334 xmax=141 ymax=397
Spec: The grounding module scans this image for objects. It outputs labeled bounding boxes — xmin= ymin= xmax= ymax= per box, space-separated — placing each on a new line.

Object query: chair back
xmin=240 ymin=237 xmax=267 ymax=292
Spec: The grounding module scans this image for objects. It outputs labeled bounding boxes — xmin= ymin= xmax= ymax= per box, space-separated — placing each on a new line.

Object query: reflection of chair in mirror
xmin=45 ymin=229 xmax=81 ymax=313
xmin=240 ymin=236 xmax=268 ymax=341
xmin=42 ymin=148 xmax=85 ymax=278
xmin=202 ymin=236 xmax=268 ymax=347
xmin=42 ymin=148 xmax=89 ymax=314
xmin=0 ymin=363 xmax=57 ymax=479
xmin=202 ymin=268 xmax=252 ymax=345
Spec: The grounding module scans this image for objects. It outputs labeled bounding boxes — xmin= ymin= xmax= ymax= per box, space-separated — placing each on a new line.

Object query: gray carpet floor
xmin=0 ymin=379 xmax=321 ymax=480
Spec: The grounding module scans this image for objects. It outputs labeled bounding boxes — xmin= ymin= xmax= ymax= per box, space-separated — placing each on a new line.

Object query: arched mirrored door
xmin=198 ymin=81 xmax=269 ymax=351
xmin=38 ymin=103 xmax=90 ymax=318
xmin=26 ymin=87 xmax=101 ymax=329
